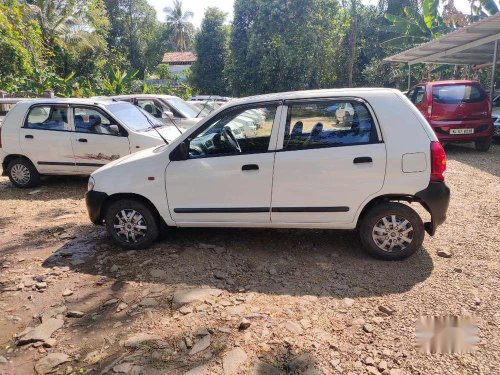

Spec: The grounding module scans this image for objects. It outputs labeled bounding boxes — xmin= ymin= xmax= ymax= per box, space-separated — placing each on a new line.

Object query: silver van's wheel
xmin=360 ymin=202 xmax=424 ymax=260
xmin=7 ymin=158 xmax=41 ymax=188
xmin=105 ymin=199 xmax=159 ymax=250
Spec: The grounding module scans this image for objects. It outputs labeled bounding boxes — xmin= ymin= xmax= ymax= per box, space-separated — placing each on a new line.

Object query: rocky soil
xmin=0 ymin=143 xmax=499 ymax=375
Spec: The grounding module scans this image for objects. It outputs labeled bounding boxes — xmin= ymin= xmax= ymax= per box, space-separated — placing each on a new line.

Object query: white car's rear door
xmin=271 ymin=99 xmax=386 ymax=224
xmin=166 ymin=103 xmax=283 ymax=224
xmin=19 ymin=105 xmax=77 ymax=174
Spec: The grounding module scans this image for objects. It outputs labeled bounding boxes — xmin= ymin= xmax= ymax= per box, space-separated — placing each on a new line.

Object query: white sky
xmin=147 ymin=0 xmax=473 ymax=28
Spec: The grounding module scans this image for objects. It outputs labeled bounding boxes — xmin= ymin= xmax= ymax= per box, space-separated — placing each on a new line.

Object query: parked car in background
xmin=188 ymin=95 xmax=232 ymax=103
xmin=85 ymin=88 xmax=450 ymax=260
xmin=0 ymin=99 xmax=182 ymax=188
xmin=188 ymin=101 xmax=221 ymax=117
xmin=407 ymin=80 xmax=493 ymax=151
xmin=491 ymin=94 xmax=500 ymax=141
xmin=107 ymin=94 xmax=203 ymax=130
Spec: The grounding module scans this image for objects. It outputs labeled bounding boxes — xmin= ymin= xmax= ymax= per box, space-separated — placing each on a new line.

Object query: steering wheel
xmin=221 ymin=126 xmax=241 ymax=153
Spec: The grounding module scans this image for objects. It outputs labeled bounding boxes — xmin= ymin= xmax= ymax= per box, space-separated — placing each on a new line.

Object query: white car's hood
xmin=93 ymin=144 xmax=170 ymax=173
xmin=154 ymin=125 xmax=185 ymax=142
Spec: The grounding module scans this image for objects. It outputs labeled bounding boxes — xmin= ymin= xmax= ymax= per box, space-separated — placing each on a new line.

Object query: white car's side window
xmin=283 ymin=100 xmax=377 ymax=150
xmin=188 ymin=105 xmax=277 ymax=158
xmin=25 ymin=106 xmax=70 ymax=131
xmin=74 ymin=107 xmax=119 ymax=135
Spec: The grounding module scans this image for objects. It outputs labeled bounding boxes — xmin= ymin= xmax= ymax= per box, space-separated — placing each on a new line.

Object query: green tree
xmin=25 ymin=0 xmax=109 ymax=54
xmin=163 ymin=0 xmax=195 ymax=51
xmin=0 ymin=0 xmax=44 ymax=89
xmin=191 ymin=7 xmax=229 ymax=95
xmin=104 ymin=0 xmax=164 ymax=77
xmin=228 ymin=0 xmax=344 ymax=96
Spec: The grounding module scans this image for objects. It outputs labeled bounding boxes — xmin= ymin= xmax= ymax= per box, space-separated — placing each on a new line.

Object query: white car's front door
xmin=271 ymin=99 xmax=386 ymax=224
xmin=166 ymin=104 xmax=282 ymax=224
xmin=19 ymin=105 xmax=77 ymax=174
xmin=71 ymin=106 xmax=131 ymax=174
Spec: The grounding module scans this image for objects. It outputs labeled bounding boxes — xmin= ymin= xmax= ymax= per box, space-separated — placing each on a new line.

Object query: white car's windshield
xmin=107 ymin=102 xmax=162 ymax=131
xmin=165 ymin=97 xmax=199 ymax=118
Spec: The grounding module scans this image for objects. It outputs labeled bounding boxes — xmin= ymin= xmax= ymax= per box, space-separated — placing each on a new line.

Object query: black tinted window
xmin=432 ymin=85 xmax=485 ymax=104
xmin=284 ymin=101 xmax=376 ymax=150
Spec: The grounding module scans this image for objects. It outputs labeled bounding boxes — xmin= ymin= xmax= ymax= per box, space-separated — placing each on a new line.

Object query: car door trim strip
xmin=174 ymin=206 xmax=349 ymax=213
xmin=37 ymin=161 xmax=106 ymax=167
xmin=174 ymin=207 xmax=269 ymax=213
xmin=272 ymin=206 xmax=349 ymax=212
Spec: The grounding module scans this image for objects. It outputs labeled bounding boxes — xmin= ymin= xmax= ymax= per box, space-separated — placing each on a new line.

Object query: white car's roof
xmin=229 ymin=88 xmax=401 ymax=106
xmin=12 ymin=98 xmax=118 ymax=107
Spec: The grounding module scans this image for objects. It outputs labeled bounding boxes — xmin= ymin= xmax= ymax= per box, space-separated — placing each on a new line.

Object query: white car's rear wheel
xmin=360 ymin=202 xmax=425 ymax=260
xmin=105 ymin=199 xmax=159 ymax=250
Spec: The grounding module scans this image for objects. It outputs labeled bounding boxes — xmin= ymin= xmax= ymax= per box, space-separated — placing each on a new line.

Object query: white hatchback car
xmin=86 ymin=89 xmax=450 ymax=260
xmin=0 ymin=99 xmax=182 ymax=187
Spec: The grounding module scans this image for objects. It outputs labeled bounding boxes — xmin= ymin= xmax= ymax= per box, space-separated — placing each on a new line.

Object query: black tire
xmin=7 ymin=158 xmax=41 ymax=188
xmin=104 ymin=199 xmax=160 ymax=250
xmin=359 ymin=202 xmax=425 ymax=260
xmin=475 ymin=138 xmax=491 ymax=152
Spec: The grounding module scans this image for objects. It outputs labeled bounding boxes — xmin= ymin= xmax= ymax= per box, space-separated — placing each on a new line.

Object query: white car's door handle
xmin=77 ymin=138 xmax=88 ymax=143
xmin=242 ymin=164 xmax=259 ymax=171
xmin=353 ymin=157 xmax=372 ymax=164
xmin=25 ymin=135 xmax=34 ymax=139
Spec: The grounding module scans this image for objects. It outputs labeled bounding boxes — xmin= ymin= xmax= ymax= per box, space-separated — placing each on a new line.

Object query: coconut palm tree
xmin=163 ymin=0 xmax=194 ymax=51
xmin=24 ymin=0 xmax=104 ymax=52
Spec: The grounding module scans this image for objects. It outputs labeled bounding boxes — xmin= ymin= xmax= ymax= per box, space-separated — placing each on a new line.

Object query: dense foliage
xmin=0 ymin=0 xmax=498 ymax=98
xmin=191 ymin=7 xmax=229 ymax=95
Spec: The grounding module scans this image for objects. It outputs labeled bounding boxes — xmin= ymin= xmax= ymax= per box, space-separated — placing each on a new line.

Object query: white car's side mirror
xmin=163 ymin=111 xmax=174 ymax=120
xmin=109 ymin=124 xmax=120 ymax=135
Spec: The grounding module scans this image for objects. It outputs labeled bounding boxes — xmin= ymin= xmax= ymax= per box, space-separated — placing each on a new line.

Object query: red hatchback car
xmin=407 ymin=80 xmax=493 ymax=151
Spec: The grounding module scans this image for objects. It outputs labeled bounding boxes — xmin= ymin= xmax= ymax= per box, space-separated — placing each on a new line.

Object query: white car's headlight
xmin=87 ymin=176 xmax=95 ymax=191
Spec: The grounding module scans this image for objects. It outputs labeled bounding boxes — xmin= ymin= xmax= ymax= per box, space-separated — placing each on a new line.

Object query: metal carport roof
xmin=384 ymin=13 xmax=500 ymax=66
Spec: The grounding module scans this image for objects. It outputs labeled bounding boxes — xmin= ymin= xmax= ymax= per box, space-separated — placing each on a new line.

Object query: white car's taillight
xmin=430 ymin=141 xmax=446 ymax=182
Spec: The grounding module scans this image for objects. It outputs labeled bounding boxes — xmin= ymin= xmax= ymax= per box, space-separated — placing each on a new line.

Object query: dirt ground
xmin=0 ymin=143 xmax=499 ymax=375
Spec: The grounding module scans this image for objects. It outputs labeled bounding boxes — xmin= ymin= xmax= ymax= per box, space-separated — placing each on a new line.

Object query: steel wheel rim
xmin=11 ymin=164 xmax=31 ymax=185
xmin=372 ymin=214 xmax=414 ymax=252
xmin=113 ymin=209 xmax=148 ymax=244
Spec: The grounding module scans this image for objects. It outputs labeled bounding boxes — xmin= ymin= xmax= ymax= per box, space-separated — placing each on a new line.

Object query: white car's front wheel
xmin=105 ymin=199 xmax=160 ymax=250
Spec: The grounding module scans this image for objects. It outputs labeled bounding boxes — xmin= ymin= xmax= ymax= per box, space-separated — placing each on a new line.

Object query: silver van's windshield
xmin=106 ymin=102 xmax=162 ymax=131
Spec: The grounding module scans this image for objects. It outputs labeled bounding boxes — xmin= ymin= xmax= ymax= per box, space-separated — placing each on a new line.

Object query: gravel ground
xmin=0 ymin=143 xmax=499 ymax=375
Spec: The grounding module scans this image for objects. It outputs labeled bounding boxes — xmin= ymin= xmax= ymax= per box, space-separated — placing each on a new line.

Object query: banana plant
xmin=100 ymin=66 xmax=138 ymax=95
xmin=383 ymin=0 xmax=451 ymax=47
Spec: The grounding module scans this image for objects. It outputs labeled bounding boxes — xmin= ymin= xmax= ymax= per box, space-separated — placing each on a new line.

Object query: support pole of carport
xmin=490 ymin=39 xmax=498 ymax=103
xmin=408 ymin=63 xmax=411 ymax=90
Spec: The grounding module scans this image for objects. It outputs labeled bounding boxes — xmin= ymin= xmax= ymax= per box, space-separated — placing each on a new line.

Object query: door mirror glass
xmin=170 ymin=141 xmax=189 ymax=161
